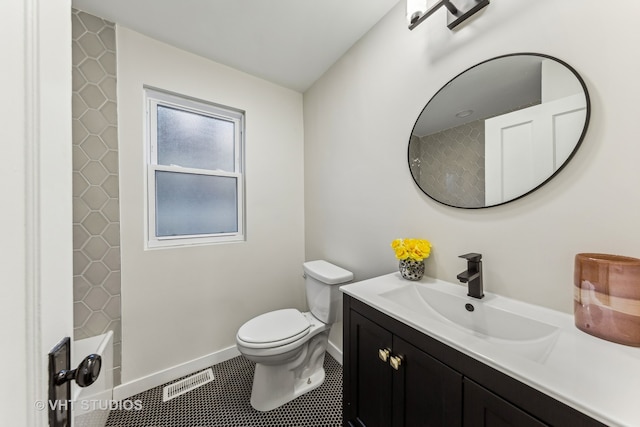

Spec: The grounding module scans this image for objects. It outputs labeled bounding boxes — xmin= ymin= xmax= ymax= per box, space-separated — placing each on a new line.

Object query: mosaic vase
xmin=399 ymin=259 xmax=425 ymax=281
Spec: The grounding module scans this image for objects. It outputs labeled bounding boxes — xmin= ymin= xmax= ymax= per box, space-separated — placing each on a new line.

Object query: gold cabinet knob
xmin=378 ymin=348 xmax=390 ymax=363
xmin=390 ymin=355 xmax=403 ymax=370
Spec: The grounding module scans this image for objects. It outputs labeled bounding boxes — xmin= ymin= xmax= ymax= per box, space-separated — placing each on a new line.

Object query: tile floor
xmin=105 ymin=354 xmax=342 ymax=427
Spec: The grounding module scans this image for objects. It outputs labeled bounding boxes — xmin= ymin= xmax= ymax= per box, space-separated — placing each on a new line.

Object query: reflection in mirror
xmin=409 ymin=53 xmax=590 ymax=208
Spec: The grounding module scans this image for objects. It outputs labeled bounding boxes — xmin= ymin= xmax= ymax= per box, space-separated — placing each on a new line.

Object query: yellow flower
xmin=394 ymin=246 xmax=410 ymax=260
xmin=390 ymin=238 xmax=432 ymax=261
xmin=391 ymin=239 xmax=403 ymax=250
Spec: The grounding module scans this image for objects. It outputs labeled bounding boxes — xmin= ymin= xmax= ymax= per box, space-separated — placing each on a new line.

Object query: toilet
xmin=236 ymin=260 xmax=353 ymax=411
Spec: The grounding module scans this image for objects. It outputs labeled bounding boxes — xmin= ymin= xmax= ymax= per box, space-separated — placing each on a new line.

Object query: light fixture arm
xmin=408 ymin=0 xmax=489 ymax=31
xmin=409 ymin=0 xmax=457 ymax=28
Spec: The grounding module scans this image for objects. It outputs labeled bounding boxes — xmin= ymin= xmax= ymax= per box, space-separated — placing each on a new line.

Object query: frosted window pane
xmin=156 ymin=171 xmax=238 ymax=237
xmin=157 ymin=105 xmax=235 ymax=171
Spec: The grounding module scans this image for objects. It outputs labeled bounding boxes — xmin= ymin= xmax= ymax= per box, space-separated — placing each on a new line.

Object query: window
xmin=145 ymin=88 xmax=244 ymax=247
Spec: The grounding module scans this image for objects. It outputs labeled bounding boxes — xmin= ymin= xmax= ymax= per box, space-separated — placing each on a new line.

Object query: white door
xmin=485 ymin=93 xmax=587 ymax=205
xmin=2 ymin=0 xmax=74 ymax=425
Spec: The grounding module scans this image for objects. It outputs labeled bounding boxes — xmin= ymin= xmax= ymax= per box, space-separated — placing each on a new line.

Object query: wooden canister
xmin=574 ymin=253 xmax=640 ymax=346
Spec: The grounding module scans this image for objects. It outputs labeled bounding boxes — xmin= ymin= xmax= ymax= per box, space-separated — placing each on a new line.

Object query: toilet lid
xmin=237 ymin=309 xmax=310 ymax=347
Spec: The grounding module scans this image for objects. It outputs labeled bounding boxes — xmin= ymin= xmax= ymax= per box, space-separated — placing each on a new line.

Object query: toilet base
xmin=249 ymin=331 xmax=329 ymax=411
xmin=250 ymin=364 xmax=326 ymax=412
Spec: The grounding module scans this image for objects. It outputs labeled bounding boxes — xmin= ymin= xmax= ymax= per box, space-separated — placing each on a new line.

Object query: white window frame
xmin=145 ymin=88 xmax=245 ymax=248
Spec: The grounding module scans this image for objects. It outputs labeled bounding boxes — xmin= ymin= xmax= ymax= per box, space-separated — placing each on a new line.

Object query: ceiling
xmin=71 ymin=0 xmax=400 ymax=92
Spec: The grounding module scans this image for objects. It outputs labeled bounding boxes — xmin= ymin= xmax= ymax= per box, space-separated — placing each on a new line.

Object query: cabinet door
xmin=346 ymin=311 xmax=394 ymax=427
xmin=392 ymin=337 xmax=463 ymax=427
xmin=463 ymin=379 xmax=548 ymax=427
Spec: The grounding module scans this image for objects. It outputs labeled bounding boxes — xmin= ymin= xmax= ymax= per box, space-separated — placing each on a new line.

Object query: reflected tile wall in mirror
xmin=416 ymin=120 xmax=485 ymax=208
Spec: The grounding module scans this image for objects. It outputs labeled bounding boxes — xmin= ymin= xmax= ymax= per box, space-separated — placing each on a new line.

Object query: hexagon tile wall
xmin=72 ymin=9 xmax=121 ymax=385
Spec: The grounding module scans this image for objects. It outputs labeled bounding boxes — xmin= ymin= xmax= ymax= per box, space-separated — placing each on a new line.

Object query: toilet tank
xmin=303 ymin=260 xmax=354 ymax=324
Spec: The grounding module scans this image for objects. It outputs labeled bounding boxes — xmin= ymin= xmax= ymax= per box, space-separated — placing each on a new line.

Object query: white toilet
xmin=236 ymin=260 xmax=353 ymax=411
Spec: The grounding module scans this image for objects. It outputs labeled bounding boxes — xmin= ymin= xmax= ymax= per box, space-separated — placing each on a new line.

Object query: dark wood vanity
xmin=343 ymin=294 xmax=606 ymax=427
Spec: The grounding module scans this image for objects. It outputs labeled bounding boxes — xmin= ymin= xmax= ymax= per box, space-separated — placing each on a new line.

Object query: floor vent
xmin=163 ymin=368 xmax=215 ymax=402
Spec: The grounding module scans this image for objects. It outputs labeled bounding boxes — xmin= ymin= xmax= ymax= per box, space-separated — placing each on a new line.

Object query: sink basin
xmin=381 ymin=285 xmax=558 ymax=340
xmin=379 ymin=283 xmax=560 ymax=362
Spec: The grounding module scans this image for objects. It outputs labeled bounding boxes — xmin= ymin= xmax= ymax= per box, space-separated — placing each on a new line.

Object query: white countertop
xmin=340 ymin=273 xmax=640 ymax=427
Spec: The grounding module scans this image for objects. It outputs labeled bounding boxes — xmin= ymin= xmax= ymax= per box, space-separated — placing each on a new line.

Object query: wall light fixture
xmin=407 ymin=0 xmax=489 ymax=30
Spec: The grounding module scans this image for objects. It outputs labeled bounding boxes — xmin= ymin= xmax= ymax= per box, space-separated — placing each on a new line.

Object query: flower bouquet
xmin=391 ymin=238 xmax=431 ymax=280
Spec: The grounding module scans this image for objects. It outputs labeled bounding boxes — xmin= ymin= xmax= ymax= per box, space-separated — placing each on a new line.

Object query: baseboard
xmin=327 ymin=339 xmax=343 ymax=365
xmin=115 ymin=340 xmax=341 ymax=401
xmin=113 ymin=345 xmax=240 ymax=401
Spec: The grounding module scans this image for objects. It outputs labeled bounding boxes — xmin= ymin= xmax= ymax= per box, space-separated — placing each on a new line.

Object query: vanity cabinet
xmin=343 ymin=295 xmax=605 ymax=427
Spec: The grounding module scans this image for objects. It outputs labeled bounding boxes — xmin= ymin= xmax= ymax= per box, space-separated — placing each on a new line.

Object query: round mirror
xmin=408 ymin=53 xmax=590 ymax=208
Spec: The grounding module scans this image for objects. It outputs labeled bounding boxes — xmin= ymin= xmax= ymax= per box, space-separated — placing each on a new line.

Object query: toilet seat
xmin=237 ymin=309 xmax=310 ymax=349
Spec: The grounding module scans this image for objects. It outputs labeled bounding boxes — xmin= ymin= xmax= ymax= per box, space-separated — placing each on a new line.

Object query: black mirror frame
xmin=408 ymin=52 xmax=591 ymax=209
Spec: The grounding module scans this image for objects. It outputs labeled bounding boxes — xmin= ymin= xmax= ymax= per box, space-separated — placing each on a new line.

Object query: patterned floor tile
xmin=106 ymin=354 xmax=342 ymax=427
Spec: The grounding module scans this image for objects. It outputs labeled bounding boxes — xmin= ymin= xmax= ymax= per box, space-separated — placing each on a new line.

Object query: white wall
xmin=117 ymin=27 xmax=305 ymax=387
xmin=2 ymin=0 xmax=73 ymax=424
xmin=304 ymin=0 xmax=640 ymax=334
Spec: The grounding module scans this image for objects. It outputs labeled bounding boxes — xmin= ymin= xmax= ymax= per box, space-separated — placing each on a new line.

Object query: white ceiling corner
xmin=71 ymin=0 xmax=401 ymax=92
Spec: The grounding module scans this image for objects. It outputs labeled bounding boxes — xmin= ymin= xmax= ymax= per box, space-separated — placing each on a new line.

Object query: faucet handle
xmin=459 ymin=253 xmax=482 ymax=262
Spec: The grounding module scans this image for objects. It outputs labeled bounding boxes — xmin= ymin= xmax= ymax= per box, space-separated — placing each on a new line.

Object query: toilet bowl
xmin=236 ymin=310 xmax=331 ymax=411
xmin=235 ymin=260 xmax=353 ymax=411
